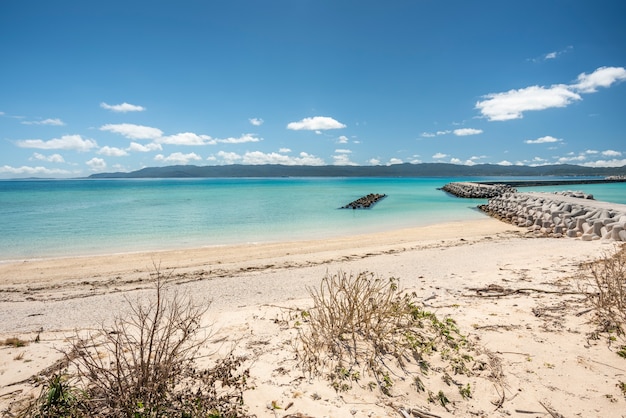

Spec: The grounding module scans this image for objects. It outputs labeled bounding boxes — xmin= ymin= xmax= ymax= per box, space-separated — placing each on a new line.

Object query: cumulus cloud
xmin=279 ymin=148 xmax=291 ymax=153
xmin=582 ymin=158 xmax=626 ymax=168
xmin=432 ymin=152 xmax=448 ymax=159
xmin=602 ymin=149 xmax=622 ymax=157
xmin=31 ymin=153 xmax=65 ymax=163
xmin=476 ymin=66 xmax=626 ymax=121
xmin=128 ymin=142 xmax=163 ymax=152
xmin=338 ymin=135 xmax=349 ymax=143
xmin=0 ymin=165 xmax=71 ymax=176
xmin=287 ymin=116 xmax=346 ymax=131
xmin=100 ymin=123 xmax=163 ymax=140
xmin=16 ymin=134 xmax=98 ymax=151
xmin=249 ymin=118 xmax=264 ymax=126
xmin=86 ymin=157 xmax=107 ymax=171
xmin=497 ymin=160 xmax=513 ymax=166
xmin=333 ymin=154 xmax=357 ymax=166
xmin=213 ymin=150 xmax=324 ymax=165
xmin=453 ymin=128 xmax=483 ymax=136
xmin=572 ymin=66 xmax=626 ymax=93
xmin=100 ymin=102 xmax=146 ymax=112
xmin=421 ymin=130 xmax=451 ymax=138
xmin=217 ymin=133 xmax=262 ymax=144
xmin=215 ymin=151 xmax=242 ymax=164
xmin=368 ymin=158 xmax=381 ymax=165
xmin=158 ymin=132 xmax=215 ymax=146
xmin=476 ymin=85 xmax=580 ymax=121
xmin=155 ymin=152 xmax=202 ymax=165
xmin=98 ymin=146 xmax=129 ymax=157
xmin=21 ymin=118 xmax=65 ymax=126
xmin=525 ymin=135 xmax=563 ymax=144
xmin=387 ymin=158 xmax=403 ymax=165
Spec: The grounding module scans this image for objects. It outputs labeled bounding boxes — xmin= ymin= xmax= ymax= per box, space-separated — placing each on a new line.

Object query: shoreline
xmin=3 ymin=217 xmax=626 ymax=417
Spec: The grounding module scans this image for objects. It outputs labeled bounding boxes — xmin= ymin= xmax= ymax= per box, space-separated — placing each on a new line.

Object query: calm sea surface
xmin=1 ymin=177 xmax=625 ymax=261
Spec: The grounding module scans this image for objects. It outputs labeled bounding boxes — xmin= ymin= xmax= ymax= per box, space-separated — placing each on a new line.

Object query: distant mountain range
xmin=88 ymin=163 xmax=626 ymax=179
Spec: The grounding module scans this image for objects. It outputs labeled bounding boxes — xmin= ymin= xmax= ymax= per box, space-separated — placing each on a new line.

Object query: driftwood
xmin=466 ymin=284 xmax=585 ymax=298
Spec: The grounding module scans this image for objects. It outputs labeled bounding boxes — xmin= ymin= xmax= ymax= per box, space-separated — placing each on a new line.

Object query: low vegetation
xmin=18 ymin=268 xmax=251 ymax=418
xmin=580 ymin=245 xmax=626 ymax=344
xmin=296 ymin=270 xmax=486 ymax=404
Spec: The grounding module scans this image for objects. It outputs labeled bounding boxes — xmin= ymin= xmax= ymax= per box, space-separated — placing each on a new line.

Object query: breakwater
xmin=341 ymin=193 xmax=387 ymax=209
xmin=480 ymin=192 xmax=626 ymax=241
xmin=440 ymin=182 xmax=516 ymax=198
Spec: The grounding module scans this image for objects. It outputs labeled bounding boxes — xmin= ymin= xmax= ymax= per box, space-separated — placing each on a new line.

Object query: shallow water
xmin=1 ymin=177 xmax=624 ymax=260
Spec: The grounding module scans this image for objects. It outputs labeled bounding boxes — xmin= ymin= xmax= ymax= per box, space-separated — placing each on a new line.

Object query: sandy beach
xmin=1 ymin=218 xmax=626 ymax=417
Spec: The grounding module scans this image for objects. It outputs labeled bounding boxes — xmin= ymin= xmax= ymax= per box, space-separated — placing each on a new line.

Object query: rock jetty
xmin=441 ymin=182 xmax=516 ymax=198
xmin=341 ymin=193 xmax=387 ymax=209
xmin=480 ymin=192 xmax=626 ymax=241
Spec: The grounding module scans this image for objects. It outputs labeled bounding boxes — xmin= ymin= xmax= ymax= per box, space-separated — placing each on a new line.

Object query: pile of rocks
xmin=552 ymin=190 xmax=594 ymax=199
xmin=341 ymin=193 xmax=387 ymax=209
xmin=480 ymin=192 xmax=626 ymax=241
xmin=441 ymin=182 xmax=516 ymax=198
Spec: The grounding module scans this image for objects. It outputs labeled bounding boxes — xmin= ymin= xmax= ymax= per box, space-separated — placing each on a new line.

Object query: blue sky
xmin=1 ymin=0 xmax=625 ymax=178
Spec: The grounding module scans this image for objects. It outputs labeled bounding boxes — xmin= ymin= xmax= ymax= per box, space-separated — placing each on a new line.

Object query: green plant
xmin=33 ymin=373 xmax=82 ymax=417
xmin=19 ymin=265 xmax=252 ymax=418
xmin=297 ymin=270 xmax=474 ymax=398
xmin=3 ymin=337 xmax=28 ymax=347
xmin=459 ymin=383 xmax=472 ymax=399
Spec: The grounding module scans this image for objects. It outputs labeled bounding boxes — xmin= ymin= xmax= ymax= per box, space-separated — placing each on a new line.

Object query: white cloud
xmin=571 ymin=66 xmax=626 ymax=93
xmin=497 ymin=160 xmax=513 ymax=166
xmin=158 ymin=132 xmax=215 ymax=146
xmin=368 ymin=158 xmax=381 ymax=165
xmin=585 ymin=149 xmax=599 ymax=154
xmin=249 ymin=118 xmax=264 ymax=126
xmin=16 ymin=134 xmax=98 ymax=151
xmin=476 ymin=66 xmax=626 ymax=121
xmin=525 ymin=135 xmax=563 ymax=144
xmin=557 ymin=155 xmax=586 ymax=163
xmin=334 ymin=149 xmax=352 ymax=154
xmin=31 ymin=153 xmax=65 ymax=163
xmin=582 ymin=158 xmax=626 ymax=168
xmin=215 ymin=151 xmax=242 ymax=164
xmin=21 ymin=118 xmax=65 ymax=126
xmin=86 ymin=157 xmax=107 ymax=171
xmin=602 ymin=149 xmax=622 ymax=157
xmin=279 ymin=148 xmax=291 ymax=153
xmin=287 ymin=116 xmax=346 ymax=131
xmin=545 ymin=52 xmax=557 ymax=60
xmin=387 ymin=158 xmax=403 ymax=165
xmin=98 ymin=146 xmax=129 ymax=157
xmin=213 ymin=150 xmax=324 ymax=165
xmin=155 ymin=152 xmax=202 ymax=165
xmin=333 ymin=154 xmax=357 ymax=166
xmin=421 ymin=130 xmax=451 ymax=138
xmin=217 ymin=133 xmax=262 ymax=144
xmin=453 ymin=128 xmax=483 ymax=136
xmin=100 ymin=123 xmax=163 ymax=139
xmin=100 ymin=102 xmax=146 ymax=112
xmin=128 ymin=142 xmax=163 ymax=152
xmin=476 ymin=84 xmax=580 ymax=121
xmin=338 ymin=135 xmax=349 ymax=143
xmin=432 ymin=152 xmax=448 ymax=159
xmin=0 ymin=165 xmax=71 ymax=176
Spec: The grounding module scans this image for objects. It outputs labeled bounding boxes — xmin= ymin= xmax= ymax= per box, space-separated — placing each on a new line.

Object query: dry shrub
xmin=581 ymin=245 xmax=626 ymax=339
xmin=19 ymin=267 xmax=251 ymax=418
xmin=297 ymin=271 xmax=475 ymax=397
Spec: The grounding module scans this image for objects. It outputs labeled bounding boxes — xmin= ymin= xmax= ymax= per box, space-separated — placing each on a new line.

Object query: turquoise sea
xmin=1 ymin=177 xmax=625 ymax=261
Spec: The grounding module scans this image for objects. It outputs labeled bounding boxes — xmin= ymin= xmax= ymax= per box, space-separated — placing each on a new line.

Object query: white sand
xmin=1 ymin=218 xmax=625 ymax=417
